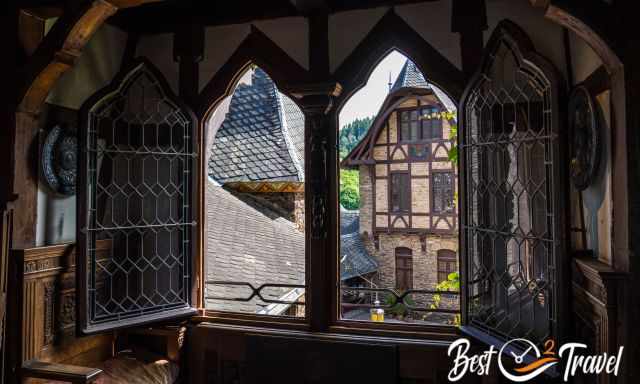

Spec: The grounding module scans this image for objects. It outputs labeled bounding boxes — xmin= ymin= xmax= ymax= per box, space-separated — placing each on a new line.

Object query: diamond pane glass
xmin=82 ymin=62 xmax=195 ymax=331
xmin=462 ymin=41 xmax=558 ymax=343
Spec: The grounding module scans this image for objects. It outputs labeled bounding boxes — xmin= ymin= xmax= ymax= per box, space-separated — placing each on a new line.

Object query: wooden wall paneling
xmin=11 ymin=111 xmax=41 ymax=248
xmin=6 ymin=242 xmax=114 ymax=382
xmin=0 ymin=211 xmax=12 ymax=384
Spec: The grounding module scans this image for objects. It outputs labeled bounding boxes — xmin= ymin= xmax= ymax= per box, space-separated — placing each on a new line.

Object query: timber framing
xmin=8 ymin=0 xmax=640 ymax=380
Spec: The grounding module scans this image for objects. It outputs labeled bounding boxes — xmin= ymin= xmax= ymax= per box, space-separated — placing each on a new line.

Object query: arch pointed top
xmin=334 ymin=9 xmax=465 ymax=109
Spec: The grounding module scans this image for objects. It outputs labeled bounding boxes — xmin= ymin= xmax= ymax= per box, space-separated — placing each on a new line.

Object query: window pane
xmin=80 ymin=62 xmax=195 ymax=333
xmin=463 ymin=39 xmax=560 ymax=343
xmin=410 ymin=120 xmax=419 ymax=142
xmin=390 ymin=173 xmax=409 ymax=212
xmin=204 ymin=67 xmax=305 ymax=317
xmin=401 ymin=122 xmax=409 ymax=141
xmin=433 ymin=172 xmax=454 ymax=213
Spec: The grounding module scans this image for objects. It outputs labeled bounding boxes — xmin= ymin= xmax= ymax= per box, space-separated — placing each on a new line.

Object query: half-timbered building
xmin=342 ymin=60 xmax=458 ymax=294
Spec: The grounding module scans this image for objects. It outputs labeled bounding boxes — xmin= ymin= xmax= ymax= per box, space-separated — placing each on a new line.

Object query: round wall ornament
xmin=568 ymin=86 xmax=601 ymax=191
xmin=41 ymin=125 xmax=77 ymax=195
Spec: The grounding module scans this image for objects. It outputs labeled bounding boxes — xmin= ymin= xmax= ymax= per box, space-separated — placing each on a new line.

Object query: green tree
xmin=339 ymin=169 xmax=360 ymax=210
xmin=338 ymin=116 xmax=374 ymax=209
xmin=338 ymin=116 xmax=374 ymax=160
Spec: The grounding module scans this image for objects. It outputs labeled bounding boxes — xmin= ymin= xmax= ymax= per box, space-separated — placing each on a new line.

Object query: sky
xmin=338 ymin=50 xmax=407 ymax=129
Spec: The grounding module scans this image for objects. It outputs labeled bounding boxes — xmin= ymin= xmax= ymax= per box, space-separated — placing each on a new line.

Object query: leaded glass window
xmin=460 ymin=21 xmax=565 ymax=345
xmin=78 ymin=60 xmax=197 ymax=333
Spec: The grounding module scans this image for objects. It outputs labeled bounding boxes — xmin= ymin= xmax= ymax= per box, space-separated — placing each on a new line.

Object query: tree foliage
xmin=338 ymin=116 xmax=374 ymax=160
xmin=340 ymin=169 xmax=360 ymax=210
xmin=338 ymin=116 xmax=373 ymax=209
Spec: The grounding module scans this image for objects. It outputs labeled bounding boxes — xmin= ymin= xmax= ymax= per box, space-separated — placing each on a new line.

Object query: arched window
xmin=395 ymin=247 xmax=413 ymax=291
xmin=437 ymin=249 xmax=457 ymax=283
xmin=460 ymin=20 xmax=565 ymax=344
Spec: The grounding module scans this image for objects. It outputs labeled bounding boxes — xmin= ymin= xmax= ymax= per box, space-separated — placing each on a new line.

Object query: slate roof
xmin=340 ymin=207 xmax=378 ymax=280
xmin=391 ymin=59 xmax=430 ymax=91
xmin=205 ymin=182 xmax=305 ymax=314
xmin=208 ymin=68 xmax=305 ymax=183
xmin=390 ymin=59 xmax=457 ymax=113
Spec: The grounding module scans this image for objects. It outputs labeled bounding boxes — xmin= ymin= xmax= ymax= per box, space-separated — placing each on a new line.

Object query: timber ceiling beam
xmin=17 ymin=0 xmax=164 ymax=115
xmin=108 ymin=0 xmax=438 ymax=34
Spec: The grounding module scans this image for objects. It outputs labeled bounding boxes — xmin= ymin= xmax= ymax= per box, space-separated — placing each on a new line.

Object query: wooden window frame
xmin=437 ymin=250 xmax=457 ymax=283
xmin=395 ymin=247 xmax=413 ymax=291
xmin=431 ymin=170 xmax=455 ymax=215
xmin=389 ymin=171 xmax=411 ymax=214
xmin=398 ymin=106 xmax=443 ymax=144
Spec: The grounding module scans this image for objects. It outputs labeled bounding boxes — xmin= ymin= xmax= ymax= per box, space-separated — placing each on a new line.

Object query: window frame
xmin=77 ymin=59 xmax=199 ymax=334
xmin=431 ymin=170 xmax=455 ymax=215
xmin=457 ymin=20 xmax=568 ymax=349
xmin=398 ymin=106 xmax=444 ymax=144
xmin=437 ymin=250 xmax=457 ymax=283
xmin=395 ymin=247 xmax=413 ymax=291
xmin=389 ymin=171 xmax=411 ymax=214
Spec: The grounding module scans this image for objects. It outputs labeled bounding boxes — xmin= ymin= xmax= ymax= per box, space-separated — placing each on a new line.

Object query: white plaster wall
xmin=254 ymin=17 xmax=309 ymax=70
xmin=200 ymin=24 xmax=251 ymax=93
xmin=136 ymin=33 xmax=179 ymax=94
xmin=485 ymin=0 xmax=567 ymax=80
xmin=39 ymin=25 xmax=127 ymax=246
xmin=329 ymin=7 xmax=388 ymax=73
xmin=396 ymin=1 xmax=461 ymax=69
xmin=46 ymin=24 xmax=127 ymax=109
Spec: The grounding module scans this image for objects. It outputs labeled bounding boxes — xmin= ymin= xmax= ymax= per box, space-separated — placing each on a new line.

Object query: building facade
xmin=342 ymin=61 xmax=459 ymax=298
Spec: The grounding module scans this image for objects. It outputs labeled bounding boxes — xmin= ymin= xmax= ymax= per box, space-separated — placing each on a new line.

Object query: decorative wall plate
xmin=41 ymin=125 xmax=77 ymax=195
xmin=568 ymin=86 xmax=601 ymax=191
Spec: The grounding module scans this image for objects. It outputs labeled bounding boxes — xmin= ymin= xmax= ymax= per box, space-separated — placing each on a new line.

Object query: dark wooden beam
xmin=451 ymin=0 xmax=487 ymax=80
xmin=174 ymin=24 xmax=204 ymax=110
xmin=334 ymin=9 xmax=465 ymax=105
xmin=107 ymin=0 xmax=441 ymax=34
xmin=109 ymin=1 xmax=299 ymax=34
xmin=197 ymin=26 xmax=312 ymax=118
xmin=580 ymin=65 xmax=610 ymax=96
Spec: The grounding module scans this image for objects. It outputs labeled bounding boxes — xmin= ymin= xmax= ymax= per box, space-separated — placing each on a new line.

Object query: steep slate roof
xmin=391 ymin=59 xmax=430 ymax=91
xmin=340 ymin=207 xmax=378 ymax=280
xmin=205 ymin=182 xmax=305 ymax=314
xmin=391 ymin=59 xmax=457 ymax=112
xmin=341 ymin=59 xmax=457 ymax=169
xmin=208 ymin=68 xmax=304 ymax=183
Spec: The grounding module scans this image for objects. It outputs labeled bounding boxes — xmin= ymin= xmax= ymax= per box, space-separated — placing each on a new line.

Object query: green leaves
xmin=339 ymin=169 xmax=360 ymax=210
xmin=338 ymin=116 xmax=374 ymax=160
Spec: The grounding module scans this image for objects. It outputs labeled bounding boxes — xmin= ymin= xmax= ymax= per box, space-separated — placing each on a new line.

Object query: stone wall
xmin=359 ymin=165 xmax=373 ymax=237
xmin=368 ymin=233 xmax=458 ymax=291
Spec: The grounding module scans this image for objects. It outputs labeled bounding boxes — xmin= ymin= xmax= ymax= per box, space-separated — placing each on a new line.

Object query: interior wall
xmin=485 ymin=0 xmax=568 ymax=81
xmin=37 ymin=24 xmax=127 ymax=246
xmin=566 ymin=30 xmax=611 ymax=264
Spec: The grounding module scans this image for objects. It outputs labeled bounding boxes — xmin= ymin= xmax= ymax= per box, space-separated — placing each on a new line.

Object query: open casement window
xmin=77 ymin=59 xmax=198 ymax=334
xmin=459 ymin=20 xmax=566 ymax=347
